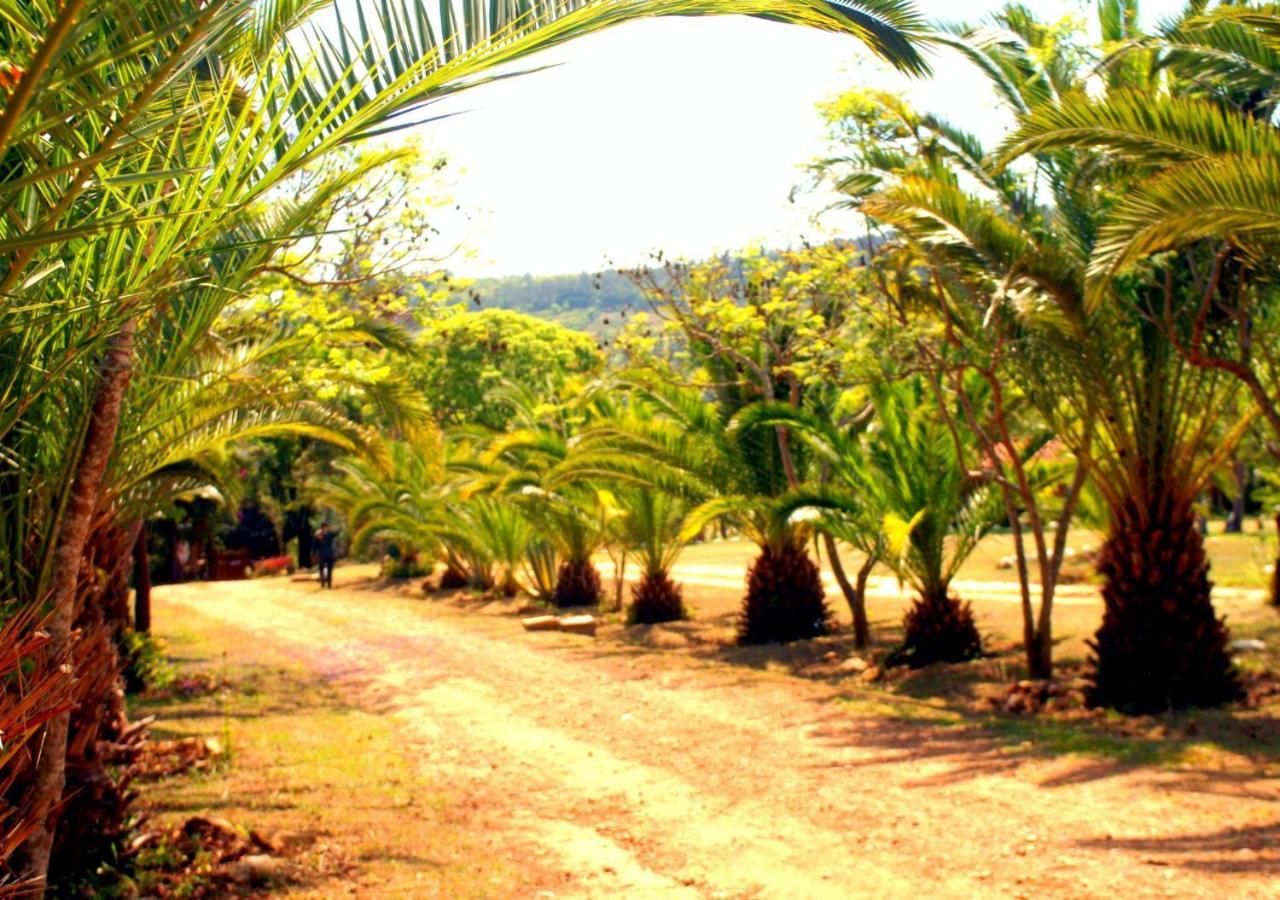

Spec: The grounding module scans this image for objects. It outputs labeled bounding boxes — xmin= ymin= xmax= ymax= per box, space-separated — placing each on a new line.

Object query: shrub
xmin=120 ymin=628 xmax=174 ymax=694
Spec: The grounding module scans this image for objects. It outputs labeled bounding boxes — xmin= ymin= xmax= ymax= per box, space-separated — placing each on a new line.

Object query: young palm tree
xmin=613 ymin=487 xmax=690 ymax=625
xmin=581 ymin=376 xmax=831 ymax=643
xmin=315 ymin=440 xmax=447 ymax=566
xmin=746 ymin=379 xmax=1002 ymax=665
xmin=471 ymin=381 xmax=619 ymax=607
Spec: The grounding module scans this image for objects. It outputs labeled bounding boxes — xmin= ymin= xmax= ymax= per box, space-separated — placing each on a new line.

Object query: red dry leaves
xmin=0 ymin=61 xmax=24 ymax=90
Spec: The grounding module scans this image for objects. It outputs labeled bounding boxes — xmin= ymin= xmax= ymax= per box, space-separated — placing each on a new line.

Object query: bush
xmin=120 ymin=628 xmax=174 ymax=695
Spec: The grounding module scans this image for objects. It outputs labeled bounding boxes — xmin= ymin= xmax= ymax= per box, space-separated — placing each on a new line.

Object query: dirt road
xmin=158 ymin=571 xmax=1279 ymax=899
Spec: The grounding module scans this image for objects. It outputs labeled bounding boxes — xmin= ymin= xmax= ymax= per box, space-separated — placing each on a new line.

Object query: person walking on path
xmin=314 ymin=522 xmax=338 ymax=589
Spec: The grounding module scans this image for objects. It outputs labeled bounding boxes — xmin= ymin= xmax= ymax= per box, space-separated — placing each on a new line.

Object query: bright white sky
xmin=413 ymin=0 xmax=1186 ymax=278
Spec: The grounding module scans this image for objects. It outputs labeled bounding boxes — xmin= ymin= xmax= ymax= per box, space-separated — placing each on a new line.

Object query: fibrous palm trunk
xmin=1090 ymin=497 xmax=1240 ymax=712
xmin=438 ymin=564 xmax=469 ymax=590
xmin=52 ymin=525 xmax=134 ymax=886
xmin=627 ymin=570 xmax=685 ymax=625
xmin=553 ymin=558 xmax=601 ymax=608
xmin=22 ymin=323 xmax=135 ymax=886
xmin=890 ymin=587 xmax=983 ymax=668
xmin=739 ymin=542 xmax=830 ymax=644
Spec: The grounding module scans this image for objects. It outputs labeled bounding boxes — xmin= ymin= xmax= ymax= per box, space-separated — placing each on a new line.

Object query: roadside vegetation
xmin=4 ymin=0 xmax=1280 ymax=896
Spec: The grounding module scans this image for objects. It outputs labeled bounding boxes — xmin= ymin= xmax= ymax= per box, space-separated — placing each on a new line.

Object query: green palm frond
xmin=999 ymin=90 xmax=1280 ymax=167
xmin=679 ymin=495 xmax=763 ymax=544
xmin=1088 ymin=153 xmax=1280 ymax=298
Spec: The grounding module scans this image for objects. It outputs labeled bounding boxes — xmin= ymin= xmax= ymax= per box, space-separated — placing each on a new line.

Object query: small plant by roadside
xmin=115 ymin=816 xmax=293 ymax=898
xmin=121 ymin=628 xmax=175 ymax=694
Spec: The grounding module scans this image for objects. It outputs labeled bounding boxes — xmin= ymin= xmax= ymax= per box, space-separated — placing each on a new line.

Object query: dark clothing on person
xmin=315 ymin=528 xmax=338 ymax=588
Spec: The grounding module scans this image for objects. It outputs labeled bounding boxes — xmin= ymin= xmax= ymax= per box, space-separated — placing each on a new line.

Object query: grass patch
xmin=129 ymin=608 xmax=539 ymax=898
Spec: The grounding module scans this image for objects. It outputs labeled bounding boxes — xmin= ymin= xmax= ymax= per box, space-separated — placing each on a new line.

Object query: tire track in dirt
xmin=160 ymin=576 xmax=1279 ymax=899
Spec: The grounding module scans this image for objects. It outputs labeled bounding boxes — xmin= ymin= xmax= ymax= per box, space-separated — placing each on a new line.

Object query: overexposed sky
xmin=412 ymin=0 xmax=1186 ymax=278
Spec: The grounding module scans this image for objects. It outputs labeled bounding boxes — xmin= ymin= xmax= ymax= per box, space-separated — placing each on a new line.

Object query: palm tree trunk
xmin=627 ymin=569 xmax=685 ymax=625
xmin=1090 ymin=495 xmax=1240 ymax=712
xmin=891 ymin=585 xmax=982 ymax=668
xmin=133 ymin=521 xmax=151 ymax=633
xmin=740 ymin=541 xmax=830 ymax=644
xmin=22 ymin=322 xmax=135 ymax=888
xmin=553 ymin=558 xmax=601 ymax=608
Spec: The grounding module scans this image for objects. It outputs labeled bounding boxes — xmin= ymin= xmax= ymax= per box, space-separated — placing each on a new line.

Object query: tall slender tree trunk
xmin=1225 ymin=459 xmax=1248 ymax=533
xmin=1272 ymin=512 xmax=1280 ymax=609
xmin=133 ymin=521 xmax=151 ymax=633
xmin=852 ymin=555 xmax=874 ymax=650
xmin=821 ymin=533 xmax=864 ymax=646
xmin=612 ymin=552 xmax=627 ymax=612
xmin=22 ymin=323 xmax=134 ymax=889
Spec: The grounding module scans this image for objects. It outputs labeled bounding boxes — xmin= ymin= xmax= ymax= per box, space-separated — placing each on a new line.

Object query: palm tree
xmin=747 ymin=379 xmax=1001 ymax=665
xmin=997 ymin=4 xmax=1280 ymax=507
xmin=848 ymin=2 xmax=1245 ymax=708
xmin=315 ymin=440 xmax=448 ymax=567
xmin=1 ymin=2 xmax=929 ymax=883
xmin=731 ymin=400 xmax=882 ymax=647
xmin=613 ymin=486 xmax=690 ymax=625
xmin=487 ymin=441 xmax=609 ymax=607
xmin=581 ymin=376 xmax=831 ymax=642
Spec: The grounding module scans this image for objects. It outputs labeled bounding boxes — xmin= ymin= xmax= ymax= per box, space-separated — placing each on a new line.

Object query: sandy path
xmin=159 ymin=575 xmax=1278 ymax=899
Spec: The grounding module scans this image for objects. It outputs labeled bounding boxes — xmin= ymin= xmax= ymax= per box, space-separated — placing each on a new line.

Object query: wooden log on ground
xmin=558 ymin=615 xmax=597 ymax=637
xmin=522 ymin=615 xmax=561 ymax=632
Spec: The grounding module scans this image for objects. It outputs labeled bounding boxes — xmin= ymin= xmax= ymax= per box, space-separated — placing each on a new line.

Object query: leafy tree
xmin=621 ymin=246 xmax=879 ymax=640
xmin=410 ymin=309 xmax=602 ymax=430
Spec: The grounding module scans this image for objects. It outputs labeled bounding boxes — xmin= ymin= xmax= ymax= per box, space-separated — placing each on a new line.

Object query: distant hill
xmin=456 ymin=238 xmax=879 ymax=337
xmin=463 ymin=270 xmax=647 ymax=334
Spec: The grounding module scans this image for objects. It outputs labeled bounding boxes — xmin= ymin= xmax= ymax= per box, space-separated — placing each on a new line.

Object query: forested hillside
xmin=462 ymin=237 xmax=880 ymax=335
xmin=465 ymin=270 xmax=646 ymax=332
